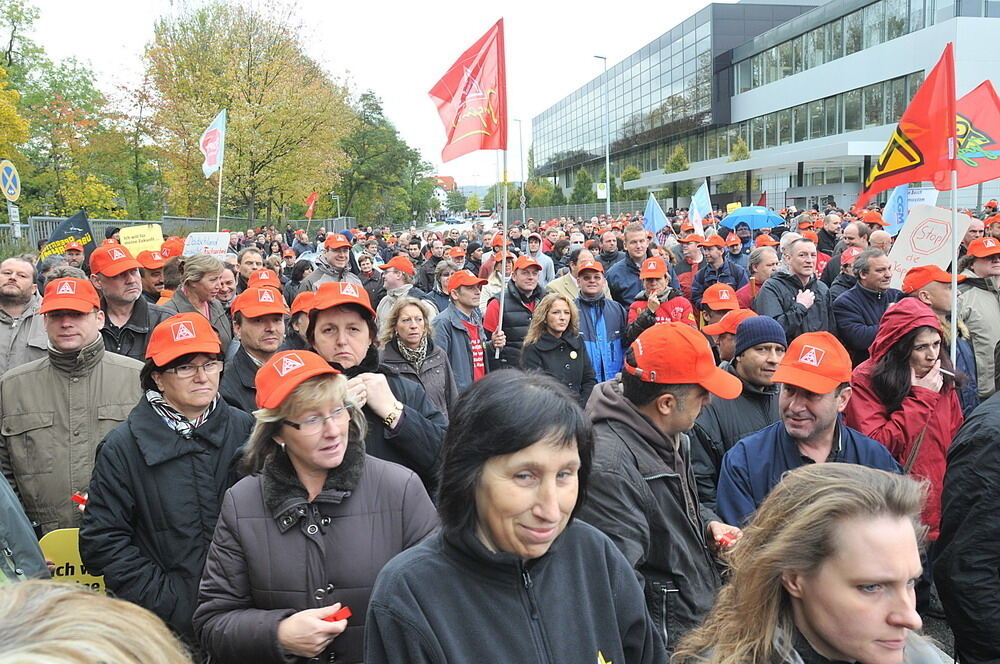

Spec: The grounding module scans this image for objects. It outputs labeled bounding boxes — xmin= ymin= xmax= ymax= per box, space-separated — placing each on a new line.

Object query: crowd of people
xmin=1 ymin=200 xmax=999 ymax=663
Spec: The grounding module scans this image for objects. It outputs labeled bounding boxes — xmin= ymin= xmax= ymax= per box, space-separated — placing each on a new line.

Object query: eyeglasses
xmin=283 ymin=407 xmax=349 ymax=435
xmin=162 ymin=360 xmax=223 ymax=379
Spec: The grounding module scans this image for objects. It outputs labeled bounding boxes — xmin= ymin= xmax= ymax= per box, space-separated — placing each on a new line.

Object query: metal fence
xmin=505 ymin=200 xmax=649 ymax=222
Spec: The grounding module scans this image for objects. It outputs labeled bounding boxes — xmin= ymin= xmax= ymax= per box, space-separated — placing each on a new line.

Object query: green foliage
xmin=550 ymin=184 xmax=566 ymax=205
xmin=569 ymin=168 xmax=596 ymax=204
xmin=526 ymin=145 xmax=535 ymax=179
xmin=525 ymin=178 xmax=553 ymax=207
xmin=728 ymin=136 xmax=750 ymax=162
xmin=446 ymin=189 xmax=467 ymax=212
xmin=665 ymin=146 xmax=689 ymax=173
xmin=466 ymin=194 xmax=481 ymax=213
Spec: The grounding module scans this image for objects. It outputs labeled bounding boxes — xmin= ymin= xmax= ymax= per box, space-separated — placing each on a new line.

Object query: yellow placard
xmin=726 ymin=202 xmax=742 ymax=214
xmin=119 ymin=224 xmax=164 ymax=255
xmin=39 ymin=528 xmax=105 ymax=593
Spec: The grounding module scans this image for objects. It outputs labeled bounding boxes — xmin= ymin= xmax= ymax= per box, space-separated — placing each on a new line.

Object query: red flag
xmin=756 ymin=191 xmax=767 ymax=207
xmin=429 ymin=19 xmax=507 ymax=162
xmin=855 ymin=43 xmax=955 ymax=209
xmin=956 ymin=80 xmax=1000 ymax=187
xmin=304 ymin=191 xmax=318 ymax=220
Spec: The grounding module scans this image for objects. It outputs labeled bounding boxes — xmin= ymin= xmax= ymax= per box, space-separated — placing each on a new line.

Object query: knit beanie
xmin=734 ymin=315 xmax=787 ymax=358
xmin=467 ymin=241 xmax=482 ymax=255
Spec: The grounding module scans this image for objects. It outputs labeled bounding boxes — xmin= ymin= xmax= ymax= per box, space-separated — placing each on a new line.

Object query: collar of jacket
xmin=262 ymin=441 xmax=366 ymax=530
xmin=47 ymin=334 xmax=104 ymax=375
xmin=442 ymin=303 xmax=481 ymax=328
xmin=959 ymin=268 xmax=999 ymax=293
xmin=386 ymin=284 xmax=412 ymax=298
xmin=725 ymin=360 xmax=778 ymax=398
xmin=592 ymin=380 xmax=685 ymax=477
xmin=856 ymin=283 xmax=892 ymax=300
xmin=505 ymin=278 xmax=543 ymax=305
xmin=127 ymin=395 xmax=230 ymax=466
xmin=441 ymin=522 xmax=563 ymax=582
xmin=532 ymin=331 xmax=584 ymax=352
xmin=101 ymin=293 xmax=154 ymax=333
xmin=331 ymin=344 xmax=382 ymax=378
xmin=232 ymin=347 xmax=259 ymax=389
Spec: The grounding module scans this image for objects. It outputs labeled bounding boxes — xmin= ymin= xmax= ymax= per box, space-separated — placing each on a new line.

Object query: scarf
xmin=395 ymin=335 xmax=428 ymax=371
xmin=145 ymin=389 xmax=219 ymax=437
xmin=332 ymin=344 xmax=381 ymax=378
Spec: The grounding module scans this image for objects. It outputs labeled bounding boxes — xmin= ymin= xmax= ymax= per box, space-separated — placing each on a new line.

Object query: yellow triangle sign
xmin=864 ymin=126 xmax=925 ymax=189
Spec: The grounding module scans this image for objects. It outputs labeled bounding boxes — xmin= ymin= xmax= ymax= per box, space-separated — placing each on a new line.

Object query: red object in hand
xmin=323 ymin=606 xmax=352 ymax=622
xmin=717 ymin=532 xmax=738 ymax=547
xmin=71 ymin=493 xmax=87 ymax=506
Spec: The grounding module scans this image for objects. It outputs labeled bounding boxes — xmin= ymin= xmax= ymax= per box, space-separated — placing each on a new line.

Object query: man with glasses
xmin=0 ymin=278 xmax=142 ymax=535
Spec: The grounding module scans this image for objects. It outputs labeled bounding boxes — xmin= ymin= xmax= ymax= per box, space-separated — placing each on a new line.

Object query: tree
xmin=570 ymin=168 xmax=596 ymax=204
xmin=526 ymin=145 xmax=536 ymax=179
xmin=728 ymin=137 xmax=750 ymax=161
xmin=466 ymin=194 xmax=481 ymax=214
xmin=619 ymin=165 xmax=643 ymax=201
xmin=525 ymin=178 xmax=553 ymax=207
xmin=446 ymin=189 xmax=466 ymax=212
xmin=0 ymin=64 xmax=27 ymax=160
xmin=550 ymin=184 xmax=566 ymax=206
xmin=665 ymin=145 xmax=689 ymax=173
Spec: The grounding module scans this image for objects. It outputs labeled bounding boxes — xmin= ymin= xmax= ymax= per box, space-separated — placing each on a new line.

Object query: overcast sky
xmin=32 ymin=0 xmax=728 ymax=187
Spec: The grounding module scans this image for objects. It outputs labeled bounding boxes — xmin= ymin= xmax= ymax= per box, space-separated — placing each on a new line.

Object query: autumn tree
xmin=466 ymin=194 xmax=481 ymax=214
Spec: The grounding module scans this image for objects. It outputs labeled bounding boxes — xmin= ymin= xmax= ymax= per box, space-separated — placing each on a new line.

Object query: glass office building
xmin=533 ymin=0 xmax=1000 ymax=208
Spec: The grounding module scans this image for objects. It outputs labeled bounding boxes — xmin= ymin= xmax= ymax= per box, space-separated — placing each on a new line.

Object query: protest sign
xmin=38 ymin=211 xmax=96 ymax=260
xmin=119 ymin=224 xmax=163 ymax=255
xmin=886 ymin=204 xmax=971 ymax=290
xmin=183 ymin=232 xmax=230 ymax=256
xmin=39 ymin=528 xmax=105 ymax=593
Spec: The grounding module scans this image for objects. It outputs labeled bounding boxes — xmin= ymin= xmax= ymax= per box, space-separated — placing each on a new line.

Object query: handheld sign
xmin=886 ymin=204 xmax=972 ymax=290
xmin=39 ymin=528 xmax=105 ymax=593
xmin=183 ymin=232 xmax=230 ymax=256
xmin=119 ymin=224 xmax=164 ymax=255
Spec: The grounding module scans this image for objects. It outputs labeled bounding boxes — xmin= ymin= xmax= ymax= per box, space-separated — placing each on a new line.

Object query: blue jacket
xmin=832 ymin=285 xmax=903 ymax=365
xmin=575 ymin=294 xmax=628 ymax=383
xmin=690 ymin=259 xmax=749 ymax=308
xmin=716 ymin=419 xmax=902 ymax=526
xmin=954 ymin=327 xmax=980 ymax=418
xmin=606 ymin=255 xmax=680 ymax=307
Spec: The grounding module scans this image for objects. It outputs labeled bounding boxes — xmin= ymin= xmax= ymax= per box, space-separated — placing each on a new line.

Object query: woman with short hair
xmin=162 ymin=253 xmax=233 ymax=351
xmin=520 ymin=293 xmax=596 ymax=405
xmin=365 ymin=370 xmax=662 ymax=663
xmin=422 ymin=260 xmax=459 ymax=313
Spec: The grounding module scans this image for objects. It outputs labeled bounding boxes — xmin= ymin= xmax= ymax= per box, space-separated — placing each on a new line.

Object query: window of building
xmin=809 ymin=99 xmax=825 ymax=139
xmin=844 ymin=10 xmax=863 ymax=55
xmin=935 ymin=0 xmax=955 ymax=21
xmin=886 ymin=76 xmax=906 ymax=121
xmin=778 ymin=108 xmax=792 ymax=144
xmin=864 ymin=82 xmax=885 ymax=127
xmin=886 ymin=0 xmax=909 ymax=37
xmin=844 ymin=89 xmax=862 ymax=131
xmin=827 ymin=18 xmax=845 ymax=61
xmin=863 ymin=2 xmax=886 ymax=49
xmin=793 ymin=104 xmax=808 ymax=141
xmin=764 ymin=113 xmax=777 ymax=148
xmin=825 ymin=96 xmax=840 ymax=135
xmin=792 ymin=35 xmax=805 ymax=75
xmin=806 ymin=27 xmax=827 ymax=70
xmin=736 ymin=59 xmax=751 ymax=93
xmin=906 ymin=70 xmax=924 ymax=101
xmin=764 ymin=46 xmax=780 ymax=85
xmin=989 ymin=0 xmax=1000 ymax=16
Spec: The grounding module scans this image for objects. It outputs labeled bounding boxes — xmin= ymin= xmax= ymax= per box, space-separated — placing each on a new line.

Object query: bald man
xmin=869 ymin=230 xmax=893 ymax=254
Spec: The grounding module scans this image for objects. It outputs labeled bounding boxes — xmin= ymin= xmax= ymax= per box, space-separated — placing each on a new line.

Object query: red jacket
xmin=627 ymin=296 xmax=696 ymax=328
xmin=736 ymin=277 xmax=763 ymax=310
xmin=843 ymin=298 xmax=963 ymax=539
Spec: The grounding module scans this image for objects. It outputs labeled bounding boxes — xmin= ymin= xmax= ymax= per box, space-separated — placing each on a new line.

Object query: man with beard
xmin=89 ymin=245 xmax=172 ymax=362
xmin=137 ymin=250 xmax=166 ymax=303
xmin=63 ymin=241 xmax=86 ymax=269
xmin=0 ymin=256 xmax=47 ymax=375
xmin=219 ymin=286 xmax=286 ymax=412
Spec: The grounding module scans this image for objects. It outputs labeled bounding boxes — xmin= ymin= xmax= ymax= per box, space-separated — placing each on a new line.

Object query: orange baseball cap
xmin=772 ymin=331 xmax=852 ymax=394
xmin=678 ymin=233 xmax=704 ymax=244
xmin=39 ymin=278 xmax=101 ymax=314
xmin=89 ymin=245 xmax=141 ymax=277
xmin=679 ymin=221 xmax=695 ymax=232
xmin=312 ymin=281 xmax=376 ymax=318
xmin=290 ymin=290 xmax=316 ymax=316
xmin=701 ymin=283 xmax=739 ymax=310
xmin=448 ymin=269 xmax=487 ymax=290
xmin=255 ymin=350 xmax=339 ymax=409
xmin=698 ymin=235 xmax=727 ymax=248
xmin=702 ymin=309 xmax=757 ymax=336
xmin=797 ymin=217 xmax=814 ymax=229
xmin=840 ymin=246 xmax=864 ymax=265
xmin=323 ymin=234 xmax=351 ymax=250
xmin=231 ymin=286 xmax=288 ymax=319
xmin=448 ymin=246 xmax=467 ymax=260
xmin=146 ymin=312 xmax=221 ymax=366
xmin=902 ymin=265 xmax=966 ymax=294
xmin=282 ymin=249 xmax=296 ymax=258
xmin=161 ymin=237 xmax=185 ymax=258
xmin=492 ymin=251 xmax=515 ymax=263
xmin=101 ymin=238 xmax=120 ymax=246
xmin=967 ymin=236 xmax=1000 ymax=258
xmin=513 ymin=255 xmax=542 ymax=271
xmin=247 ymin=268 xmax=281 ymax=291
xmin=64 ymin=241 xmax=84 ymax=252
xmin=379 ymin=255 xmax=415 ymax=275
xmin=725 ymin=233 xmax=742 ymax=248
xmin=625 ymin=322 xmax=742 ymax=399
xmin=801 ymin=230 xmax=819 ymax=243
xmin=639 ymin=257 xmax=668 ymax=279
xmin=576 ymin=259 xmax=604 ymax=274
xmin=137 ymin=250 xmax=166 ymax=270
xmin=862 ymin=211 xmax=888 ymax=227
xmin=755 ymin=234 xmax=778 ymax=247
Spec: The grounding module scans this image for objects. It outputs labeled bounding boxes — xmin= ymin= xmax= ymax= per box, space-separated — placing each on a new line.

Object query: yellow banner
xmin=39 ymin=528 xmax=105 ymax=593
xmin=119 ymin=224 xmax=163 ymax=255
xmin=726 ymin=202 xmax=742 ymax=214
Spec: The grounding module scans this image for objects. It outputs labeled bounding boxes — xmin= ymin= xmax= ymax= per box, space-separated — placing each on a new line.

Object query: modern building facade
xmin=532 ymin=0 xmax=1000 ymax=210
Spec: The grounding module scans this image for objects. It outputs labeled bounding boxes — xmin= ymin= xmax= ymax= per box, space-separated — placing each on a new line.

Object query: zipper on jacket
xmin=659 ymin=585 xmax=680 ymax=649
xmin=519 ymin=564 xmax=553 ymax=664
xmin=521 ymin=568 xmax=539 ymax=619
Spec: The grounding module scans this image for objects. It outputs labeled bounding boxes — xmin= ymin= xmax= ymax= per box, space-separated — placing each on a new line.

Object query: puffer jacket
xmin=958 ymin=269 xmax=1000 ymax=398
xmin=162 ymin=288 xmax=233 ymax=354
xmin=298 ymin=254 xmax=363 ymax=295
xmin=379 ymin=337 xmax=458 ymax=420
xmin=753 ymin=271 xmax=834 ymax=339
xmin=577 ymin=380 xmax=721 ymax=651
xmin=194 ymin=444 xmax=437 ymax=664
xmin=100 ymin=295 xmax=174 ymax=362
xmin=519 ymin=332 xmax=596 ymax=406
xmin=576 ymin=294 xmax=628 ymax=383
xmin=844 ymin=298 xmax=964 ymax=540
xmin=832 ymin=284 xmax=903 ymax=366
xmin=80 ymin=396 xmax=253 ymax=641
xmin=485 ymin=280 xmax=545 ymax=367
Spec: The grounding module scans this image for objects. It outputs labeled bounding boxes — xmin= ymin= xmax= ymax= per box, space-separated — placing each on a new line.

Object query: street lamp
xmin=330 ymin=194 xmax=341 ymax=219
xmin=514 ymin=118 xmax=526 ymax=225
xmin=594 ymin=55 xmax=611 ymax=217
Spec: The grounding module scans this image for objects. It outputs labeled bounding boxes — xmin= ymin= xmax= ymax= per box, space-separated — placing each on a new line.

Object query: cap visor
xmin=701 ymin=321 xmax=731 ymax=335
xmin=39 ymin=298 xmax=97 ymax=314
xmin=150 ymin=340 xmax=221 ymax=367
xmin=772 ymin=364 xmax=840 ymax=395
xmin=99 ymin=259 xmax=142 ymax=277
xmin=699 ymin=366 xmax=743 ymax=400
xmin=235 ymin=303 xmax=288 ymax=318
xmin=258 ymin=364 xmax=335 ymax=409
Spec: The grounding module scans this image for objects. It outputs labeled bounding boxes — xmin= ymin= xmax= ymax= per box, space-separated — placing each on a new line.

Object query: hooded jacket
xmin=576 ymin=294 xmax=628 ymax=383
xmin=843 ymin=298 xmax=964 ymax=540
xmin=958 ymin=269 xmax=1000 ymax=398
xmin=827 ymin=272 xmax=856 ymax=302
xmin=752 ymin=271 xmax=834 ymax=340
xmin=297 ymin=254 xmax=363 ymax=295
xmin=832 ymin=284 xmax=903 ymax=366
xmin=577 ymin=380 xmax=721 ymax=650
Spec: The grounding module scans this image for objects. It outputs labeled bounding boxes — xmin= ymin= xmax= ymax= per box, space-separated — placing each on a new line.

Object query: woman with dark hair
xmin=80 ymin=312 xmax=254 ymax=649
xmin=365 ymin=370 xmax=662 ymax=664
xmin=843 ymin=297 xmax=963 ymax=610
xmin=267 ymin=239 xmax=284 ymax=258
xmin=421 ymin=259 xmax=459 ymax=313
xmin=520 ymin=293 xmax=596 ymax=405
xmin=283 ymin=259 xmax=314 ymax=306
xmin=194 ymin=350 xmax=437 ymax=664
xmin=547 ymin=238 xmax=571 ymax=273
xmin=307 ymin=281 xmax=446 ymax=490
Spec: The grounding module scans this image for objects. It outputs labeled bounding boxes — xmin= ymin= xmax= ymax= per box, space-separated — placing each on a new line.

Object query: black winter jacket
xmin=828 ymin=272 xmax=857 ymax=302
xmin=194 ymin=445 xmax=438 ymax=664
xmin=520 ymin=332 xmax=597 ymax=406
xmin=219 ymin=348 xmax=259 ymax=413
xmin=365 ymin=522 xmax=664 ymax=664
xmin=100 ymin=295 xmax=173 ymax=362
xmin=79 ymin=397 xmax=253 ymax=641
xmin=752 ymin=271 xmax=834 ymax=341
xmin=487 ymin=280 xmax=545 ymax=367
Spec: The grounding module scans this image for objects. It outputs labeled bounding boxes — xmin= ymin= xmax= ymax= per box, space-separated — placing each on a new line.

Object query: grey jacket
xmin=297 ymin=255 xmax=363 ymax=295
xmin=0 ymin=292 xmax=47 ymax=376
xmin=0 ymin=472 xmax=47 ymax=581
xmin=379 ymin=338 xmax=458 ymax=420
xmin=753 ymin=271 xmax=834 ymax=340
xmin=431 ymin=304 xmax=497 ymax=392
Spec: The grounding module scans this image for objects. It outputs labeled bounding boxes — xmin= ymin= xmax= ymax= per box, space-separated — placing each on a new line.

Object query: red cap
xmin=701 ymin=283 xmax=739 ymax=310
xmin=490 ymin=234 xmax=506 ymax=248
xmin=862 ymin=211 xmax=887 ymax=227
xmin=101 ymin=238 xmax=120 ymax=246
xmin=702 ymin=309 xmax=757 ymax=336
xmin=137 ymin=250 xmax=166 ymax=270
xmin=840 ymin=246 xmax=864 ymax=265
xmin=291 ymin=290 xmax=316 ymax=316
xmin=638 ymin=257 xmax=668 ymax=279
xmin=282 ymin=249 xmax=296 ymax=258
xmin=64 ymin=241 xmax=84 ymax=252
xmin=312 ymin=281 xmax=376 ymax=318
xmin=754 ymin=234 xmax=778 ymax=247
xmin=772 ymin=331 xmax=852 ymax=394
xmin=801 ymin=230 xmax=819 ymax=243
xmin=987 ymin=199 xmax=998 ymax=208
xmin=323 ymin=234 xmax=351 ymax=250
xmin=576 ymin=259 xmax=604 ymax=274
xmin=161 ymin=237 xmax=185 ymax=258
xmin=902 ymin=265 xmax=966 ymax=294
xmin=797 ymin=217 xmax=814 ymax=229
xmin=89 ymin=245 xmax=141 ymax=277
xmin=513 ymin=255 xmax=542 ymax=271
xmin=146 ymin=313 xmax=221 ymax=366
xmin=725 ymin=233 xmax=742 ymax=248
xmin=625 ymin=322 xmax=742 ymax=399
xmin=678 ymin=233 xmax=704 ymax=244
xmin=255 ymin=350 xmax=339 ymax=409
xmin=379 ymin=255 xmax=415 ymax=275
xmin=527 ymin=232 xmax=542 ymax=241
xmin=698 ymin=235 xmax=728 ymax=249
xmin=39 ymin=278 xmax=100 ymax=314
xmin=967 ymin=236 xmax=1000 ymax=258
xmin=679 ymin=221 xmax=695 ymax=232
xmin=447 ymin=270 xmax=487 ymax=290
xmin=447 ymin=246 xmax=466 ymax=260
xmin=231 ymin=286 xmax=288 ymax=318
xmin=247 ymin=269 xmax=281 ymax=291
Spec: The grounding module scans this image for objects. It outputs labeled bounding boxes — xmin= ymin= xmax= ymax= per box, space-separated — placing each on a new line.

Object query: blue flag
xmin=199 ymin=109 xmax=227 ymax=178
xmin=643 ymin=193 xmax=668 ymax=235
xmin=689 ymin=180 xmax=712 ymax=235
xmin=882 ymin=184 xmax=909 ymax=237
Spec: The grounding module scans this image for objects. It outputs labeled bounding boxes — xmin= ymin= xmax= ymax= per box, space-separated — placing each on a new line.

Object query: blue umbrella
xmin=724 ymin=206 xmax=785 ymax=231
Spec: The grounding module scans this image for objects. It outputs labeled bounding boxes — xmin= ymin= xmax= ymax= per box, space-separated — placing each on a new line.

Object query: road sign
xmin=7 ymin=202 xmax=19 ymax=238
xmin=0 ymin=160 xmax=19 ymax=202
xmin=519 ymin=194 xmax=526 ymax=205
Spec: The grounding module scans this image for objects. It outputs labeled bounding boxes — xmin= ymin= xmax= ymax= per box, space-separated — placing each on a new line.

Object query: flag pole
xmin=496 ymin=149 xmax=508 ymax=359
xmin=949 ymin=169 xmax=958 ymax=368
xmin=214 ymin=160 xmax=223 ymax=233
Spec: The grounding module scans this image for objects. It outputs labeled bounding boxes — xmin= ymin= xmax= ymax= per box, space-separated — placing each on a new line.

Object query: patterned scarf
xmin=145 ymin=389 xmax=218 ymax=437
xmin=396 ymin=335 xmax=428 ymax=371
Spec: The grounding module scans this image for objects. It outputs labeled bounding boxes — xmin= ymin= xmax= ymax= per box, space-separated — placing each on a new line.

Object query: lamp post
xmin=594 ymin=55 xmax=611 ymax=217
xmin=330 ymin=194 xmax=341 ymax=219
xmin=514 ymin=118 xmax=526 ymax=225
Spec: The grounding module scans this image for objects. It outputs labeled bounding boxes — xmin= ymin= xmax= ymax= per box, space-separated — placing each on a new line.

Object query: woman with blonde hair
xmin=162 ymin=253 xmax=233 ymax=351
xmin=673 ymin=464 xmax=941 ymax=664
xmin=520 ymin=292 xmax=596 ymax=405
xmin=0 ymin=580 xmax=194 ymax=664
xmin=194 ymin=350 xmax=437 ymax=664
xmin=378 ymin=296 xmax=457 ymax=418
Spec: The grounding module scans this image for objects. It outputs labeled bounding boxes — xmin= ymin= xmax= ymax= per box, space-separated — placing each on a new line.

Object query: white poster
xmin=183 ymin=232 xmax=231 ymax=256
xmin=886 ymin=204 xmax=971 ymax=290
